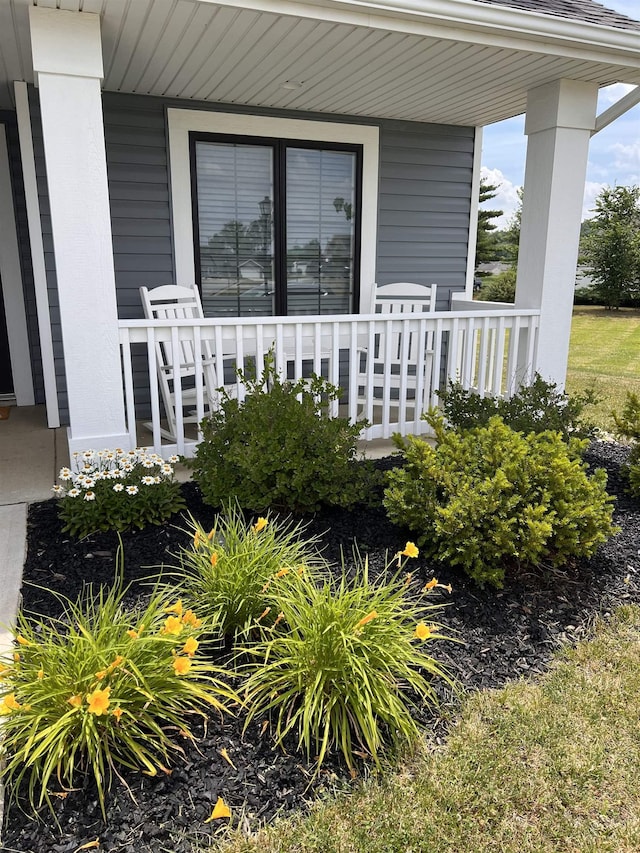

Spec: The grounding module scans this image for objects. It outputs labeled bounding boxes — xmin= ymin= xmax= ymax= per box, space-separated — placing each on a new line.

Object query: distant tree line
xmin=475 ymin=181 xmax=640 ymax=309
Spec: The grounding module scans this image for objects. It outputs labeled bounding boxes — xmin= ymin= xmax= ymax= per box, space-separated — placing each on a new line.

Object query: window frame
xmin=189 ymin=132 xmax=363 ymax=315
xmin=167 ymin=109 xmax=379 ymax=316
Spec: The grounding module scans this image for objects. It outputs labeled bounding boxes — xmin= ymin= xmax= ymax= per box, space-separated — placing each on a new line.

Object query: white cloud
xmin=611 ymin=140 xmax=640 ymax=171
xmin=598 ymin=82 xmax=637 ymax=108
xmin=480 ymin=166 xmax=521 ymax=229
xmin=582 ymin=181 xmax=607 ymax=220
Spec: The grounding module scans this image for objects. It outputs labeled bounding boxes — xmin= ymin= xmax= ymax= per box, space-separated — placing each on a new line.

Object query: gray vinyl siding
xmin=102 ymin=92 xmax=474 ymax=317
xmin=30 ymin=89 xmax=475 ymax=422
xmin=0 ymin=111 xmax=44 ymax=403
xmin=377 ymin=122 xmax=474 ymax=304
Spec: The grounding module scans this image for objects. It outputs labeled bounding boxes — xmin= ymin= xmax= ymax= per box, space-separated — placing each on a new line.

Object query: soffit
xmin=1 ymin=0 xmax=639 ymax=125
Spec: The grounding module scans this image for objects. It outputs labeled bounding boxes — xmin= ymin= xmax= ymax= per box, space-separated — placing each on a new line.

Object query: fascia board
xmin=193 ymin=0 xmax=640 ymax=69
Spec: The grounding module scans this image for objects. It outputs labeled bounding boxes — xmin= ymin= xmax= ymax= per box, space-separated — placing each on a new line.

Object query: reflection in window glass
xmin=192 ymin=137 xmax=359 ymax=317
xmin=286 ymin=148 xmax=356 ymax=315
xmin=194 ymin=142 xmax=274 ymax=317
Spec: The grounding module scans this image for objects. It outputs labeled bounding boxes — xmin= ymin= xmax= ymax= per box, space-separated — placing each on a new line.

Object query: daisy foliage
xmin=52 ymin=449 xmax=186 ymax=538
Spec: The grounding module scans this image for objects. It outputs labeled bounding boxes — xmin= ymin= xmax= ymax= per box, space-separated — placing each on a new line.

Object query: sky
xmin=481 ymin=0 xmax=640 ymax=227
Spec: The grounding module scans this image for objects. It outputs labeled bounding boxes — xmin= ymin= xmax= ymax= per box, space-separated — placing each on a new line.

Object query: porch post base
xmin=66 ymin=428 xmax=135 ymax=461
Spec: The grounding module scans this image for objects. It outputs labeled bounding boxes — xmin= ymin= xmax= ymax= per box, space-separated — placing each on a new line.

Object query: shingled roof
xmin=473 ymin=0 xmax=640 ymax=31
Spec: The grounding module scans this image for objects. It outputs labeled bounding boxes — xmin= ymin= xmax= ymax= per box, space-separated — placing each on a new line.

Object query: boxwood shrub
xmin=384 ymin=413 xmax=616 ymax=588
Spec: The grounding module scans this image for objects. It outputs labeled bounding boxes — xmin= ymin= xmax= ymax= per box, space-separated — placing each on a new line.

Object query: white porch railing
xmin=118 ymin=307 xmax=540 ymax=458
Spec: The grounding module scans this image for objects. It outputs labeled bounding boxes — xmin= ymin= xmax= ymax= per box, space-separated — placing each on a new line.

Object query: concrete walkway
xmin=0 ymin=406 xmax=69 ymax=642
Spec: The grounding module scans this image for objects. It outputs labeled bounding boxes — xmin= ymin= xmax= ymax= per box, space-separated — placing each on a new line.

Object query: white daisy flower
xmin=51 ymin=484 xmax=64 ymax=495
xmin=168 ymin=455 xmax=180 ymax=464
xmin=141 ymin=459 xmax=155 ymax=469
xmin=59 ymin=467 xmax=73 ymax=481
xmin=112 ymin=483 xmax=124 ymax=492
xmin=84 ymin=491 xmax=96 ymax=501
xmin=68 ymin=487 xmax=81 ymax=498
xmin=83 ymin=479 xmax=96 ymax=489
xmin=142 ymin=476 xmax=155 ymax=485
xmin=82 ymin=451 xmax=95 ymax=461
xmin=153 ymin=476 xmax=161 ymax=484
xmin=126 ymin=485 xmax=139 ymax=496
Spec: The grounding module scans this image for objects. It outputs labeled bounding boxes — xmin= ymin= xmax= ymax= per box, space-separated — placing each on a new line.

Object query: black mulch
xmin=3 ymin=441 xmax=640 ymax=852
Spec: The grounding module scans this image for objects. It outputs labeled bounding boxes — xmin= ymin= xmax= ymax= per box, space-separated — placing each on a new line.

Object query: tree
xmin=500 ymin=186 xmax=523 ymax=268
xmin=475 ymin=178 xmax=503 ymax=267
xmin=582 ymin=185 xmax=640 ymax=309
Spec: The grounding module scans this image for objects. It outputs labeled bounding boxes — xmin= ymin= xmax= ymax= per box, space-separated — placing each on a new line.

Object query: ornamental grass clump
xmin=171 ymin=504 xmax=324 ymax=640
xmin=53 ymin=448 xmax=186 ymax=538
xmin=241 ymin=546 xmax=454 ymax=771
xmin=384 ymin=412 xmax=616 ymax=588
xmin=0 ymin=584 xmax=238 ymax=817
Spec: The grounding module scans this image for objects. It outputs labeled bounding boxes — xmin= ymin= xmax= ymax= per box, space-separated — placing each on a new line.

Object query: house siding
xmin=30 ymin=89 xmax=475 ymax=422
xmin=101 ymin=92 xmax=474 ymax=316
xmin=0 ymin=110 xmax=44 ymax=404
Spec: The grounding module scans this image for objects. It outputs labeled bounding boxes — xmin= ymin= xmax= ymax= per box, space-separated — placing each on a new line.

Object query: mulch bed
xmin=3 ymin=441 xmax=640 ymax=852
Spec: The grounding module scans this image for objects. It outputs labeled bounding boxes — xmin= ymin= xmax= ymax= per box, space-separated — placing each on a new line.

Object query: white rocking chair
xmin=140 ymin=284 xmax=225 ymax=442
xmin=358 ymin=282 xmax=438 ymax=424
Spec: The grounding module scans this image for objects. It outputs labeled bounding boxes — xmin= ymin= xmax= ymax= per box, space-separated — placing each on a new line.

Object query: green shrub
xmin=612 ymin=392 xmax=640 ymax=497
xmin=170 ymin=505 xmax=324 ymax=640
xmin=384 ymin=413 xmax=616 ymax=588
xmin=186 ymin=354 xmax=373 ymax=513
xmin=477 ymin=270 xmax=516 ymax=303
xmin=437 ymin=374 xmax=599 ymax=442
xmin=0 ymin=584 xmax=237 ymax=816
xmin=53 ymin=448 xmax=186 ymax=538
xmin=241 ymin=547 xmax=453 ymax=770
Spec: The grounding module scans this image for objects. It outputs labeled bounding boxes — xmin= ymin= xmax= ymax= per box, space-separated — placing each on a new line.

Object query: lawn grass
xmin=214 ymin=607 xmax=640 ymax=853
xmin=566 ymin=306 xmax=640 ymax=432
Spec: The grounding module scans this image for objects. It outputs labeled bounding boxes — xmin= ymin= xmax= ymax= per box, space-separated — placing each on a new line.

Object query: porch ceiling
xmin=1 ymin=0 xmax=639 ymax=125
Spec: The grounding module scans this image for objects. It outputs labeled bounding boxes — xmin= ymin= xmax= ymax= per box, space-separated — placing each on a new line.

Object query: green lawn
xmin=566 ymin=306 xmax=640 ymax=431
xmin=215 ymin=609 xmax=640 ymax=853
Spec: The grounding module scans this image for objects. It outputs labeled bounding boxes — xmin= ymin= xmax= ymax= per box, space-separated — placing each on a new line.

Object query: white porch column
xmin=515 ymin=79 xmax=598 ymax=387
xmin=29 ymin=7 xmax=129 ymax=453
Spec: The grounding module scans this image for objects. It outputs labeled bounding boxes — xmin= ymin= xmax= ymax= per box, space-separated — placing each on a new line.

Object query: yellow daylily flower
xmin=67 ymin=694 xmax=83 ymax=709
xmin=401 ymin=542 xmax=419 ymax=558
xmin=163 ymin=615 xmax=183 ymax=636
xmin=253 ymin=517 xmax=268 ymax=533
xmin=414 ymin=622 xmax=433 ymax=641
xmin=182 ymin=610 xmax=202 ymax=629
xmin=275 ymin=568 xmax=290 ymax=578
xmin=423 ymin=577 xmax=438 ymax=592
xmin=37 ymin=668 xmax=44 ymax=680
xmin=173 ymin=656 xmax=192 ymax=676
xmin=112 ymin=707 xmax=123 ymax=722
xmin=15 ymin=635 xmax=30 ymax=646
xmin=355 ymin=610 xmax=378 ymax=629
xmin=1 ymin=693 xmax=22 ymax=713
xmin=210 ymin=552 xmax=218 ymax=567
xmin=126 ymin=629 xmax=139 ymax=640
xmin=205 ymin=796 xmax=231 ymax=822
xmin=182 ymin=636 xmax=199 ymax=657
xmin=193 ymin=530 xmax=202 ymax=549
xmin=86 ymin=687 xmax=111 ymax=716
xmin=165 ymin=600 xmax=183 ymax=616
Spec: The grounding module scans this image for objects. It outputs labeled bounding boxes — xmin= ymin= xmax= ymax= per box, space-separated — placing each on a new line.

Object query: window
xmin=167 ymin=110 xmax=379 ymax=318
xmin=191 ymin=135 xmax=361 ymax=317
